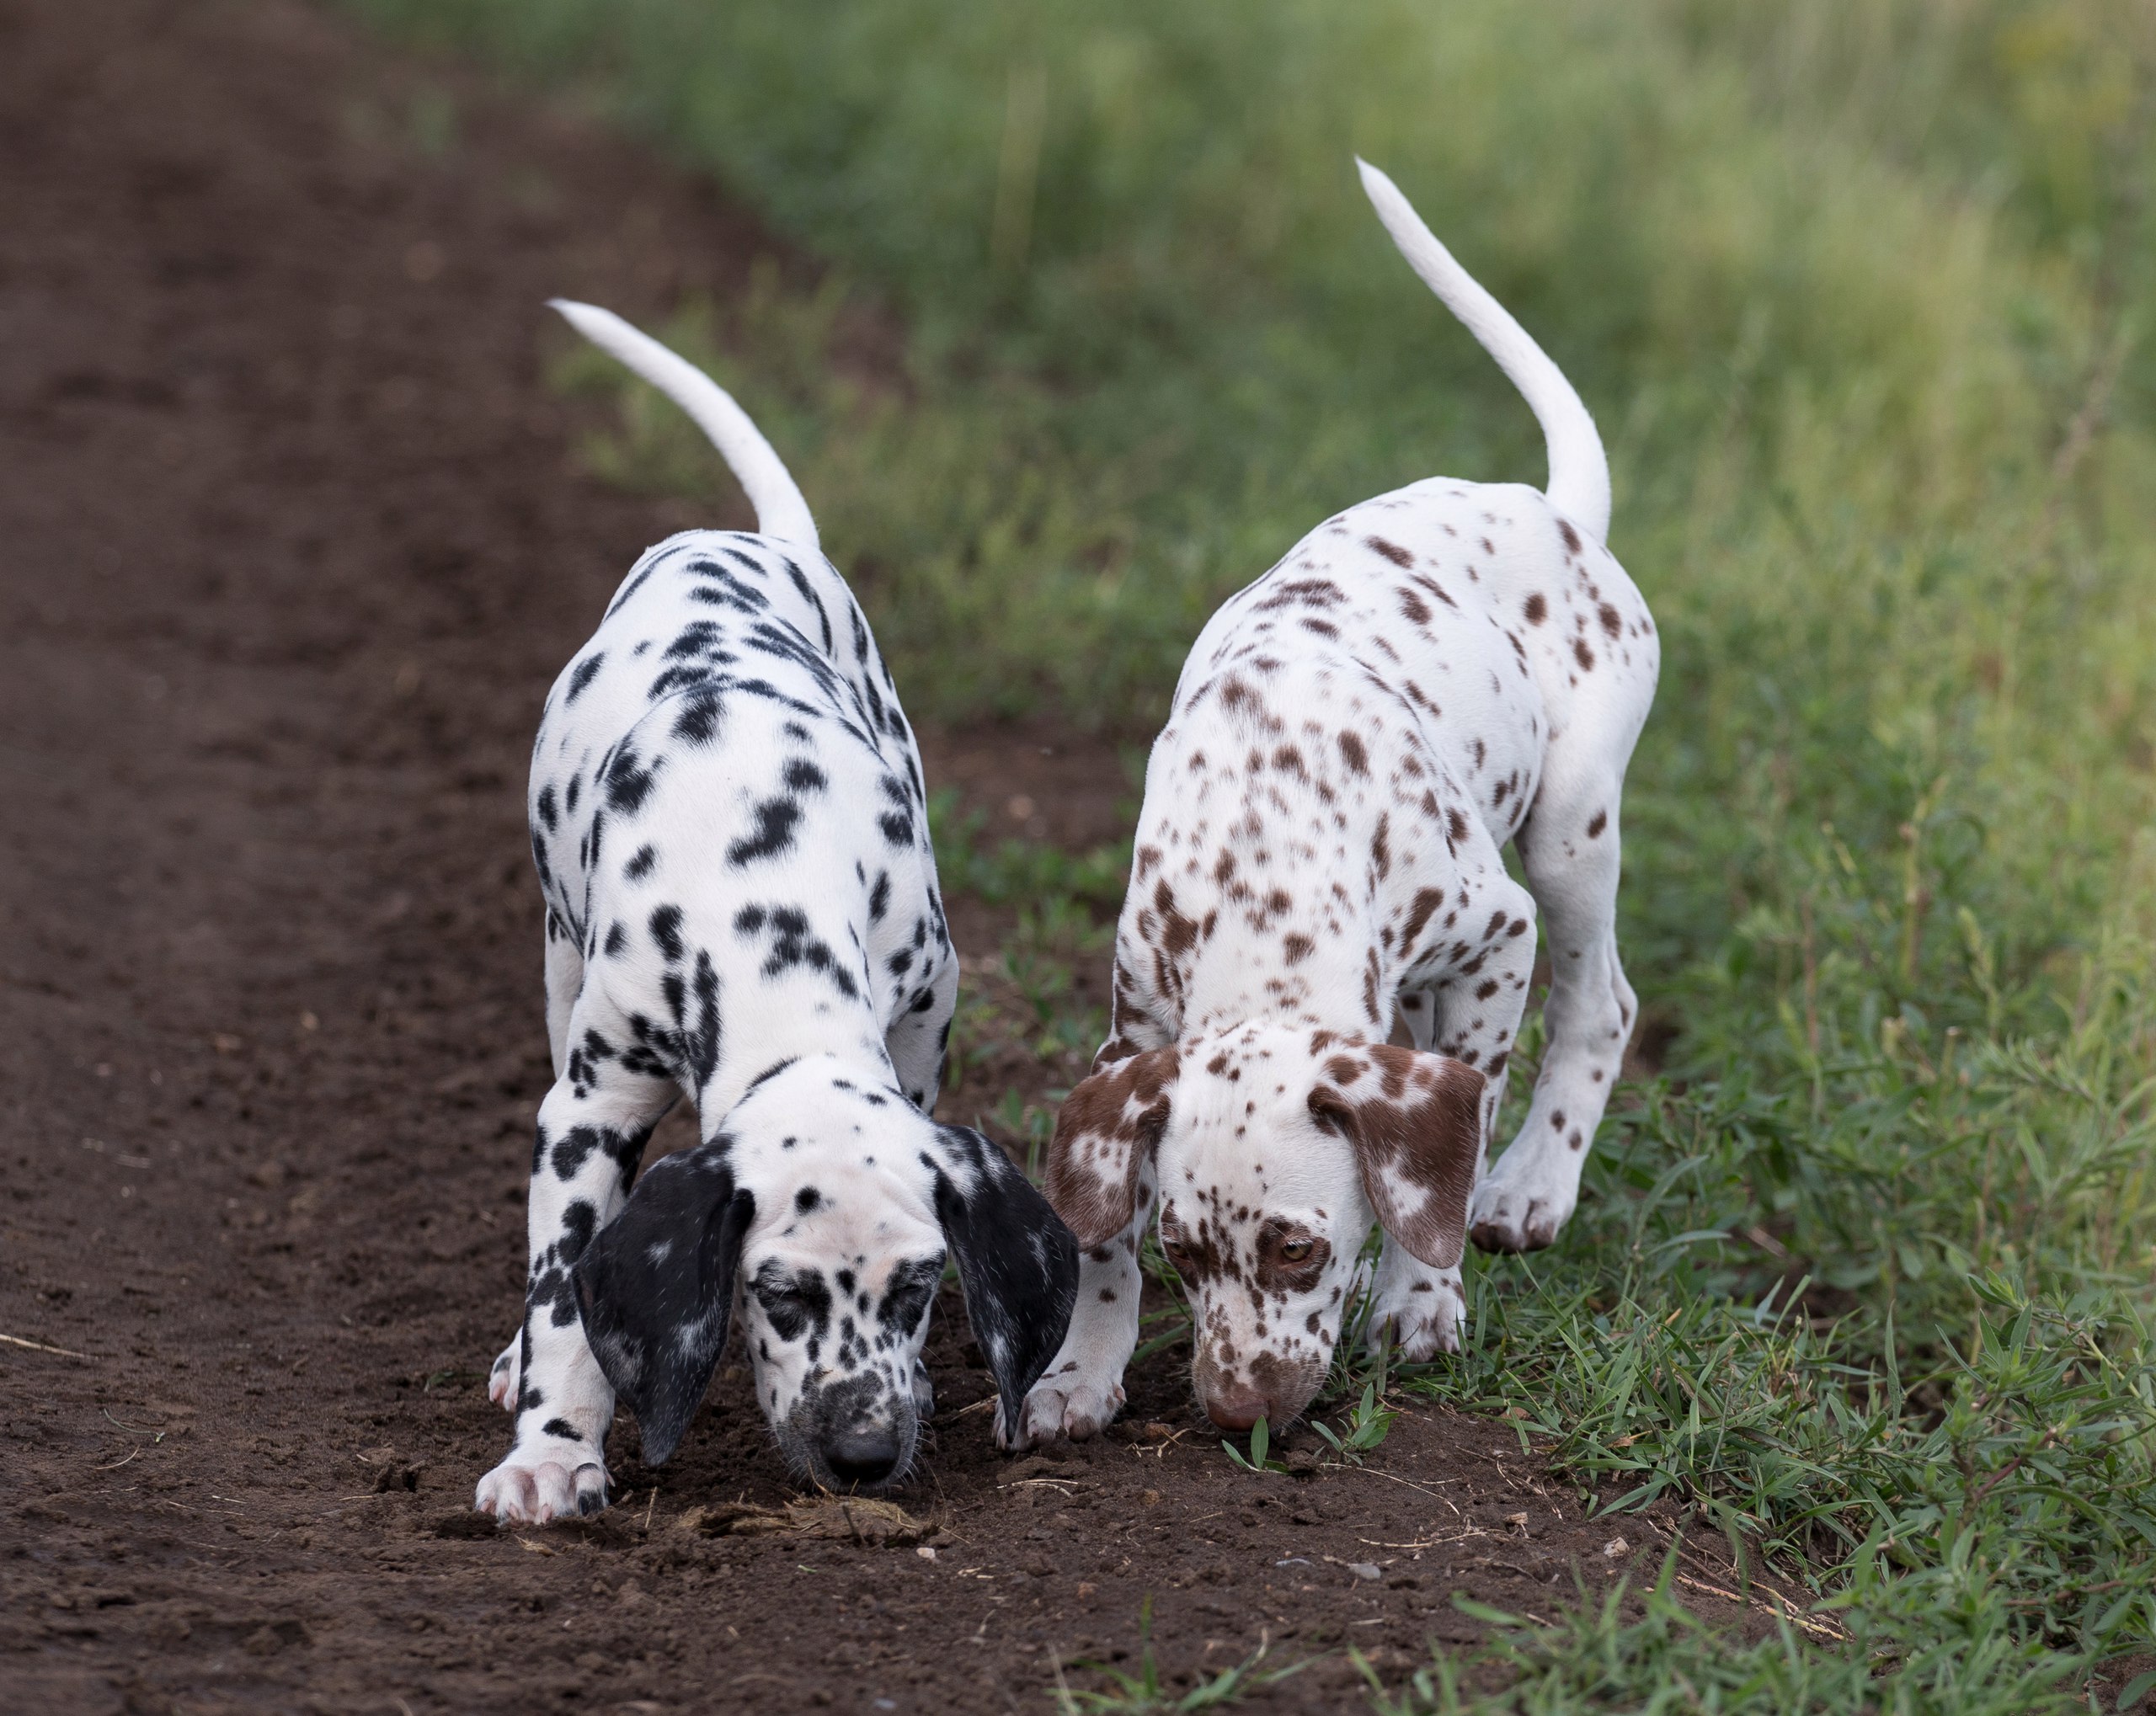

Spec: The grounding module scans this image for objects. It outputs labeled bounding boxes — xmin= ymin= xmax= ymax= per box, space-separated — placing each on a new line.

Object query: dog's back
xmin=1166 ymin=475 xmax=1654 ymax=863
xmin=528 ymin=530 xmax=931 ymax=981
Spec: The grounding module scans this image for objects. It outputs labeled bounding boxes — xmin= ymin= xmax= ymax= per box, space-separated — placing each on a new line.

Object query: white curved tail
xmin=1355 ymin=160 xmax=1610 ymax=545
xmin=549 ymin=300 xmax=819 ymax=551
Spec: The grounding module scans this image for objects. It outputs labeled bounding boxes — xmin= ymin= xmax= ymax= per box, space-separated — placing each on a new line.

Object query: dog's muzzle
xmin=782 ymin=1372 xmax=918 ymax=1492
xmin=1195 ymin=1346 xmax=1326 ymax=1434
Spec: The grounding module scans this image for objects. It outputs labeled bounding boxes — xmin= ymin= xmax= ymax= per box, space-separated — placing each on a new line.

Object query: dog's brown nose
xmin=1204 ymin=1385 xmax=1274 ymax=1432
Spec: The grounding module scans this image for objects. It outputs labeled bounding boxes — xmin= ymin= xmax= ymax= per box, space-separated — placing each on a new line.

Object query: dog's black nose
xmin=825 ymin=1427 xmax=900 ymax=1487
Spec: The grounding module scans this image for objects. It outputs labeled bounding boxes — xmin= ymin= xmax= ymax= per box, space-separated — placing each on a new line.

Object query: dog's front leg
xmin=1004 ymin=1164 xmax=1155 ymax=1449
xmin=476 ymin=1037 xmax=672 ymax=1525
xmin=1471 ymin=770 xmax=1635 ymax=1254
xmin=884 ymin=951 xmax=958 ymax=1115
xmin=1367 ymin=873 xmax=1540 ymax=1356
xmin=1364 ymin=1235 xmax=1468 ymax=1362
xmin=1367 ymin=995 xmax=1466 ymax=1358
xmin=490 ymin=910 xmax=605 ymax=1413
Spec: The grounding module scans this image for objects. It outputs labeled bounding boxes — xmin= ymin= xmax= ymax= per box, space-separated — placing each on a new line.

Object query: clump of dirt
xmin=0 ymin=2 xmax=1758 ymax=1711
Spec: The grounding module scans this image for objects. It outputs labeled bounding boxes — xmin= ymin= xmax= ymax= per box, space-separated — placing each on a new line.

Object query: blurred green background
xmin=346 ymin=1 xmax=2156 ymax=1706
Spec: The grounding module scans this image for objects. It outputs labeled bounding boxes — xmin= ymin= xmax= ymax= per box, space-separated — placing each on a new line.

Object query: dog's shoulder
xmin=542 ymin=530 xmax=916 ymax=764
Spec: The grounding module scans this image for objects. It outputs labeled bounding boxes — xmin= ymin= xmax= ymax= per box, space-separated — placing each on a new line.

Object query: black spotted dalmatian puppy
xmin=477 ymin=302 xmax=1078 ymax=1525
xmin=1013 ymin=163 xmax=1658 ymax=1446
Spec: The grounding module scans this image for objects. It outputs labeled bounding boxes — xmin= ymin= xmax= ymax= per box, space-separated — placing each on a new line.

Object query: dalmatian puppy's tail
xmin=548 ymin=299 xmax=820 ymax=551
xmin=1354 ymin=159 xmax=1611 ymax=546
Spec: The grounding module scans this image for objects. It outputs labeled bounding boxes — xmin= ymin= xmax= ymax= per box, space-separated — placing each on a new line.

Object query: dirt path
xmin=0 ymin=3 xmax=1722 ymax=1710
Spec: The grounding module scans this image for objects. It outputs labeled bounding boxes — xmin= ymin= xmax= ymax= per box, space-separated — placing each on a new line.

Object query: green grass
xmin=338 ymin=0 xmax=2156 ymax=1704
xmin=926 ymin=788 xmax=1128 ymax=918
xmin=1363 ymin=1567 xmax=2098 ymax=1716
xmin=1053 ymin=1596 xmax=1308 ymax=1713
xmin=926 ymin=788 xmax=1118 ymax=1163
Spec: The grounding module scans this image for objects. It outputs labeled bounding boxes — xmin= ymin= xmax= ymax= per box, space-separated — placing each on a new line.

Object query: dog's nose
xmin=1204 ymin=1386 xmax=1275 ymax=1432
xmin=824 ymin=1426 xmax=901 ymax=1488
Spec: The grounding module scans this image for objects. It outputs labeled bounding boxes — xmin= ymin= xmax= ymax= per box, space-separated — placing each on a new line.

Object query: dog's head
xmin=1045 ymin=1023 xmax=1483 ymax=1431
xmin=572 ymin=1058 xmax=1078 ymax=1490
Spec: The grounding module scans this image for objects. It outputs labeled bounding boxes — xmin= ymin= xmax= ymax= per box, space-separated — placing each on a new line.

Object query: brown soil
xmin=0 ymin=3 xmax=1756 ymax=1710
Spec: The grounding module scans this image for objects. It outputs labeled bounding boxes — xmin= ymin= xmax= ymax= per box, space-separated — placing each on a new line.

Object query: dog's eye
xmin=877 ymin=1277 xmax=936 ymax=1332
xmin=754 ymin=1278 xmax=823 ymax=1339
xmin=1278 ymin=1238 xmax=1314 ymax=1263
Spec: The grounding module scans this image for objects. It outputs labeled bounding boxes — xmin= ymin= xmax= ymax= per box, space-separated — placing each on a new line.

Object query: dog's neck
xmin=694 ymin=1003 xmax=899 ymax=1123
xmin=1167 ymin=925 xmax=1390 ymax=1043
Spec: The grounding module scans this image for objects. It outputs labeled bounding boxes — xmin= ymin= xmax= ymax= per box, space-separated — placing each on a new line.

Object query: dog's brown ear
xmin=1043 ymin=1046 xmax=1181 ymax=1248
xmin=1309 ymin=1045 xmax=1483 ymax=1269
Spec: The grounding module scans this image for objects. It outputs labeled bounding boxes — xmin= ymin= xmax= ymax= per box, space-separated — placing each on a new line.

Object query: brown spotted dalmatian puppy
xmin=1011 ymin=163 xmax=1657 ymax=1446
xmin=477 ymin=304 xmax=1078 ymax=1525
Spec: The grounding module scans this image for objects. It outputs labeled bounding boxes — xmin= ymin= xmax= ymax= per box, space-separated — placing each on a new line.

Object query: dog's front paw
xmin=487 ymin=1336 xmax=522 ymax=1412
xmin=1003 ymin=1364 xmax=1125 ymax=1450
xmin=1366 ymin=1271 xmax=1465 ymax=1361
xmin=475 ymin=1436 xmax=607 ymax=1526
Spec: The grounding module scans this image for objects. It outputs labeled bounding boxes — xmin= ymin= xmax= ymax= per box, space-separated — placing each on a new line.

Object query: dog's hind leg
xmin=477 ymin=992 xmax=675 ymax=1525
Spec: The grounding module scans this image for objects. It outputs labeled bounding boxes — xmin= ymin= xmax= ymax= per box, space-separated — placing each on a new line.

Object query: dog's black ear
xmin=571 ymin=1143 xmax=755 ymax=1466
xmin=926 ymin=1125 xmax=1080 ymax=1429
